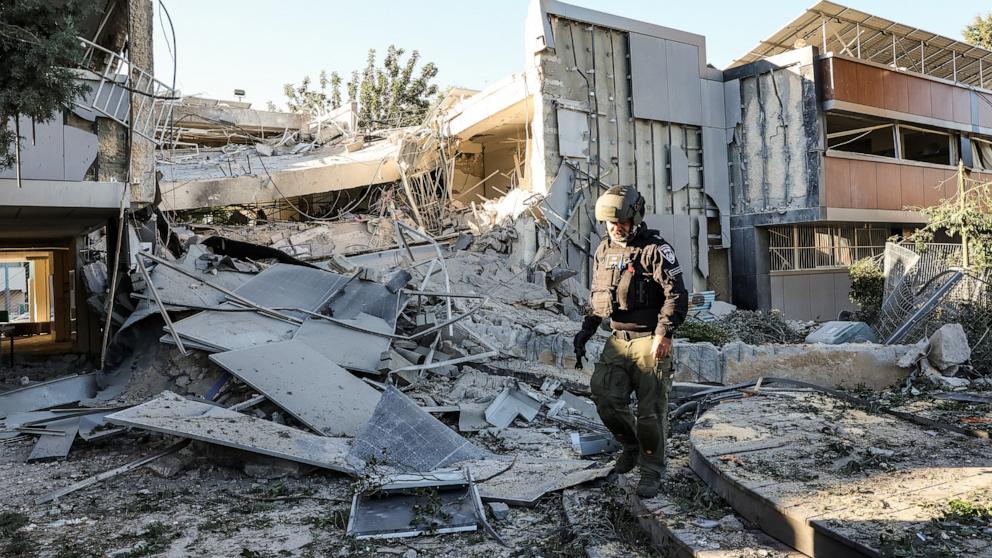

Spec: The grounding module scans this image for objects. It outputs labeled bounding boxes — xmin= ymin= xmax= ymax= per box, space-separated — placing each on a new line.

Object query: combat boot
xmin=636 ymin=468 xmax=663 ymax=498
xmin=613 ymin=447 xmax=639 ymax=474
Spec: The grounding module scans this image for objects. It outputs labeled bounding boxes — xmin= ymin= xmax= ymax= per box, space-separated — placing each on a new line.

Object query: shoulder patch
xmin=659 ymin=243 xmax=677 ymax=264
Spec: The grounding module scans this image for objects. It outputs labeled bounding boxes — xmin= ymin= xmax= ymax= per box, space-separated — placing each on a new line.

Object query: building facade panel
xmin=849 ymin=159 xmax=878 ymax=209
xmin=823 ymin=156 xmax=851 ymax=208
xmin=875 ymin=162 xmax=902 ymax=210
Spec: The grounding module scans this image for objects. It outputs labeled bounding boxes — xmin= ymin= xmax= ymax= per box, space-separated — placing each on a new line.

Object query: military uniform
xmin=573 ymin=186 xmax=688 ymax=497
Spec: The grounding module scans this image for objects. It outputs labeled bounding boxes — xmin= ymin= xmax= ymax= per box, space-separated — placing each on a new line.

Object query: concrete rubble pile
xmin=4 ymin=214 xmax=992 ymax=556
xmin=0 ymin=215 xmax=649 ymax=550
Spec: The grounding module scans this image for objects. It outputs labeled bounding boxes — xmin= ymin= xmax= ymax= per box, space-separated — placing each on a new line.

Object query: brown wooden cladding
xmin=821 ymin=156 xmax=992 ymax=211
xmin=822 ymin=57 xmax=992 ymax=129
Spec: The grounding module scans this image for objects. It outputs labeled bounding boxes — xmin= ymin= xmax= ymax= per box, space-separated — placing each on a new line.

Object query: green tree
xmin=963 ymin=13 xmax=992 ymax=49
xmin=346 ymin=71 xmax=359 ymax=103
xmin=330 ymin=72 xmax=342 ymax=109
xmin=283 ymin=70 xmax=344 ymax=115
xmin=0 ymin=0 xmax=92 ymax=169
xmin=287 ymin=45 xmax=439 ymax=130
xmin=356 ymin=45 xmax=438 ymax=129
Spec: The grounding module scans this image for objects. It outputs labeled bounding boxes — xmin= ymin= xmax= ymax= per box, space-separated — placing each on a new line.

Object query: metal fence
xmin=875 ymin=242 xmax=992 ymax=373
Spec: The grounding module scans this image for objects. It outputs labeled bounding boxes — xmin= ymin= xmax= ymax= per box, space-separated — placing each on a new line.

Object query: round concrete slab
xmin=689 ymin=391 xmax=992 ymax=557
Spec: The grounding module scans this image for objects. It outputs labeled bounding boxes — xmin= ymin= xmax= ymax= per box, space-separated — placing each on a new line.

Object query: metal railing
xmin=78 ymin=37 xmax=177 ymax=144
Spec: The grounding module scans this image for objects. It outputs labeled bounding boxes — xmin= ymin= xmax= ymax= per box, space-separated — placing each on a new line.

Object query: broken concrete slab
xmin=208 ymin=339 xmax=380 ymax=437
xmin=927 ymin=323 xmax=971 ymax=370
xmin=674 ymin=341 xmax=916 ymax=390
xmin=617 ymin=476 xmax=805 ymax=558
xmin=27 ymin=418 xmax=80 ymax=462
xmin=672 ymin=341 xmax=722 ymax=384
xmin=106 ymin=392 xmax=353 ymax=474
xmin=347 ymin=471 xmax=481 ymax=539
xmin=348 ymin=386 xmax=493 ymax=473
xmin=145 ymin=445 xmax=196 ymax=478
xmin=484 ymin=387 xmax=542 ymax=428
xmin=921 ymin=359 xmax=971 ymax=389
xmin=487 ymin=501 xmax=510 ymax=521
xmin=477 ymin=457 xmax=611 ymax=506
xmin=0 ymin=375 xmax=97 ymax=419
xmin=159 ymin=139 xmax=402 ymax=211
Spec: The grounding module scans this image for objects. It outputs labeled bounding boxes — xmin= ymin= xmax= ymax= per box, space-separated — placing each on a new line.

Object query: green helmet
xmin=594 ymin=185 xmax=645 ymax=225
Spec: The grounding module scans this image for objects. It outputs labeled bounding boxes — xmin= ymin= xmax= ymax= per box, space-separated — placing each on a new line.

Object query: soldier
xmin=572 ymin=185 xmax=688 ymax=498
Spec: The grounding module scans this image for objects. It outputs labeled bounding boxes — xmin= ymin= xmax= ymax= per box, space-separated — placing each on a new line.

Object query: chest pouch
xmin=590 ymin=248 xmax=628 ymax=318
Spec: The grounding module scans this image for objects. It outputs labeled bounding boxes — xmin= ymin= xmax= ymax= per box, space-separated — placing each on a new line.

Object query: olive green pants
xmin=590 ymin=334 xmax=672 ymax=474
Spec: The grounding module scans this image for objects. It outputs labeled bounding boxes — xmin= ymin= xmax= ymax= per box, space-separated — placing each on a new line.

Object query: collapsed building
xmin=1 ymin=1 xmax=991 ymax=557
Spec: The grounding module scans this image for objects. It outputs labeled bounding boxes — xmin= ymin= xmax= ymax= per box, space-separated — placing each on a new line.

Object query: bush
xmin=676 ymin=320 xmax=733 ymax=346
xmin=848 ymin=256 xmax=885 ymax=324
xmin=720 ymin=310 xmax=805 ymax=345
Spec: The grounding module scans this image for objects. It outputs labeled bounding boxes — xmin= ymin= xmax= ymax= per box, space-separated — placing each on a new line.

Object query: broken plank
xmin=27 ymin=418 xmax=80 ymax=462
xmin=37 ymin=440 xmax=190 ymax=505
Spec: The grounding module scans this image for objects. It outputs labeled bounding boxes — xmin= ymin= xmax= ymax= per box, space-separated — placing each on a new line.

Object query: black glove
xmin=573 ymin=316 xmax=600 ymax=368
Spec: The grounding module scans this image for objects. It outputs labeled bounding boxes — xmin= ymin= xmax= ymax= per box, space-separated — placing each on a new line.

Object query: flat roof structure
xmin=731 ymin=0 xmax=992 ymax=90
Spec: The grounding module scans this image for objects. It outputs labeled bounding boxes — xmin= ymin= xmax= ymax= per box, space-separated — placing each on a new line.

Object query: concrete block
xmin=927 ymin=323 xmax=971 ymax=370
xmin=488 ymin=502 xmax=510 ymax=521
xmin=672 ymin=341 xmax=722 ymax=383
xmin=721 ymin=342 xmax=914 ymax=390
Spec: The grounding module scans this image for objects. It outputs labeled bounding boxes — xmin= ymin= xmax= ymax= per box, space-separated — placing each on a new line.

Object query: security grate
xmin=769 ymin=224 xmax=888 ymax=272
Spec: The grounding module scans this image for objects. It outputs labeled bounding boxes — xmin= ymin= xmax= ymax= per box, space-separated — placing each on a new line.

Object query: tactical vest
xmin=589 ymin=240 xmax=665 ymax=319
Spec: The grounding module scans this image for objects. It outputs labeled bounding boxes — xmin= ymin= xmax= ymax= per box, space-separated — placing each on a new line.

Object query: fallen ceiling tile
xmin=209 ymin=339 xmax=380 ymax=437
xmin=348 ymin=386 xmax=494 ymax=472
xmin=477 ymin=457 xmax=611 ymax=506
xmin=291 ymin=312 xmax=392 ymax=373
xmin=0 ymin=375 xmax=97 ymax=420
xmin=166 ymin=310 xmax=298 ymax=352
xmin=347 ymin=471 xmax=480 ymax=539
xmin=27 ymin=418 xmax=80 ymax=462
xmin=233 ymin=263 xmax=349 ymax=319
xmin=457 ymin=403 xmax=490 ymax=433
xmin=484 ymin=387 xmax=542 ymax=428
xmin=106 ymin=392 xmax=353 ymax=474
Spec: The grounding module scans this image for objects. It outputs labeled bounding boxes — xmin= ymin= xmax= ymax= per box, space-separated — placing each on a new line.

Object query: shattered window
xmin=826 ymin=114 xmax=895 ymax=158
xmin=973 ymin=137 xmax=992 ymax=171
xmin=899 ymin=125 xmax=955 ymax=166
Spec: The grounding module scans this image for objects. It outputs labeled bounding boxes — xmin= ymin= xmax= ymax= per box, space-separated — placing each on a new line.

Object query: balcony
xmin=821 ymin=55 xmax=992 ymax=135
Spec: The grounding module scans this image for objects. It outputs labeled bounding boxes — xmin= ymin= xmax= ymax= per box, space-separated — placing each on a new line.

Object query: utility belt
xmin=611 ymin=329 xmax=653 ymax=341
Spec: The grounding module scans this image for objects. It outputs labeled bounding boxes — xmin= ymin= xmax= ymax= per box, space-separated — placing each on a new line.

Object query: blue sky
xmin=152 ymin=1 xmax=991 ymax=110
